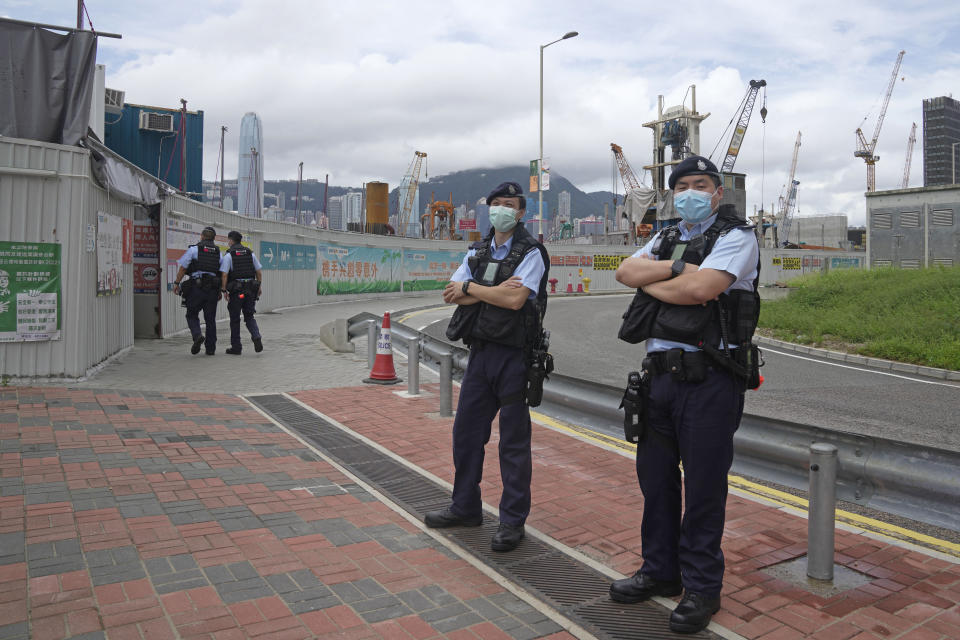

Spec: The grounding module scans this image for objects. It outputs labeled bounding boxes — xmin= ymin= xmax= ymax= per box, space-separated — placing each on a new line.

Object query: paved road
xmin=403 ymin=294 xmax=960 ymax=453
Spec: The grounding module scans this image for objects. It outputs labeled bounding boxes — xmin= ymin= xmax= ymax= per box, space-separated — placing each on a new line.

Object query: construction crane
xmin=611 ymin=143 xmax=644 ymax=193
xmin=855 ymin=50 xmax=906 ymax=191
xmin=710 ymin=79 xmax=767 ymax=173
xmin=900 ymin=122 xmax=917 ymax=189
xmin=776 ymin=132 xmax=802 ymax=246
xmin=397 ymin=151 xmax=427 ymax=236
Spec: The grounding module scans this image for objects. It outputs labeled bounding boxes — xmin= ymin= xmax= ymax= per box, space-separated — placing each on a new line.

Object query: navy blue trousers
xmin=227 ymin=295 xmax=260 ymax=350
xmin=451 ymin=342 xmax=532 ymax=526
xmin=185 ymin=286 xmax=219 ymax=350
xmin=636 ymin=366 xmax=744 ymax=597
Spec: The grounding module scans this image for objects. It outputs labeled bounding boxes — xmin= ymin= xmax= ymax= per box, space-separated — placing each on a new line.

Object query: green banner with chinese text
xmin=0 ymin=241 xmax=62 ymax=342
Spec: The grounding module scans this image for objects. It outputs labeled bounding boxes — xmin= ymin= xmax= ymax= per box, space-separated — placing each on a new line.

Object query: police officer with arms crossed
xmin=610 ymin=156 xmax=760 ymax=634
xmin=219 ymin=231 xmax=264 ymax=355
xmin=424 ymin=181 xmax=550 ymax=553
xmin=172 ymin=226 xmax=223 ymax=356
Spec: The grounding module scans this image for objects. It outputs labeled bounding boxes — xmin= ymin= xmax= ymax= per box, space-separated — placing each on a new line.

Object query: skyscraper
xmin=558 ymin=190 xmax=571 ymax=221
xmin=397 ymin=179 xmax=420 ymax=235
xmin=238 ymin=112 xmax=264 ymax=217
xmin=327 ymin=196 xmax=344 ymax=231
xmin=922 ymin=96 xmax=960 ymax=186
xmin=343 ymin=192 xmax=363 ymax=227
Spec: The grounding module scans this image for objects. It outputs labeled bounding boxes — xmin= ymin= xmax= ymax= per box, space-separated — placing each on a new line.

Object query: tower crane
xmin=776 ymin=132 xmax=802 ymax=246
xmin=855 ymin=50 xmax=905 ymax=191
xmin=710 ymin=79 xmax=767 ymax=173
xmin=397 ymin=151 xmax=427 ymax=236
xmin=900 ymin=122 xmax=917 ymax=189
xmin=611 ymin=143 xmax=656 ymax=238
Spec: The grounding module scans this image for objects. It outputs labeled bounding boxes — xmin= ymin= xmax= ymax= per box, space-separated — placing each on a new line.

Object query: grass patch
xmin=316 ymin=279 xmax=447 ymax=295
xmin=759 ymin=266 xmax=960 ymax=370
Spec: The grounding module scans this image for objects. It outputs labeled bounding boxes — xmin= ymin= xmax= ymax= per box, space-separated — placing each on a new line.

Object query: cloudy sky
xmin=6 ymin=0 xmax=960 ymax=223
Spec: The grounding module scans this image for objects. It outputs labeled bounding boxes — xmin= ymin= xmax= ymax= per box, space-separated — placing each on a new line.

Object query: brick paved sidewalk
xmin=293 ymin=385 xmax=960 ymax=640
xmin=1 ymin=387 xmax=574 ymax=640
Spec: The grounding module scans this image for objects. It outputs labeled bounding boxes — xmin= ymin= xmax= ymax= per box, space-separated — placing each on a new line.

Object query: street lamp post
xmin=539 ymin=30 xmax=578 ymax=243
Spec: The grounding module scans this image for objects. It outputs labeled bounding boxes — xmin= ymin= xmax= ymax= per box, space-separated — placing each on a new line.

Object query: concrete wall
xmin=0 ymin=138 xmax=135 ymax=377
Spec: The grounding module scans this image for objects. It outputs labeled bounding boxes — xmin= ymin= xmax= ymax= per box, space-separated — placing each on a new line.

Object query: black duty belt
xmin=643 ymin=349 xmax=709 ymax=376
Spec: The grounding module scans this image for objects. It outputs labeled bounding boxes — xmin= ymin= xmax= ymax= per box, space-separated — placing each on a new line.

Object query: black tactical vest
xmin=226 ymin=245 xmax=256 ymax=281
xmin=188 ymin=241 xmax=221 ymax=275
xmin=447 ymin=225 xmax=549 ymax=350
xmin=619 ymin=205 xmax=760 ymax=348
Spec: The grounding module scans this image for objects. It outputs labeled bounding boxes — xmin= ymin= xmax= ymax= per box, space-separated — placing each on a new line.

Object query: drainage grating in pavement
xmin=247 ymin=394 xmax=720 ymax=640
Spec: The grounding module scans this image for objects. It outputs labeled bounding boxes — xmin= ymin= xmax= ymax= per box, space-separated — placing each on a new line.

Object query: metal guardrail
xmin=346 ymin=313 xmax=960 ymax=532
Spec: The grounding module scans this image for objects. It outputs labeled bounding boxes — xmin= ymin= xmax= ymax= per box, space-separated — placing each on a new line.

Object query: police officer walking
xmin=610 ymin=156 xmax=760 ymax=634
xmin=424 ymin=181 xmax=550 ymax=553
xmin=219 ymin=231 xmax=264 ymax=355
xmin=172 ymin=226 xmax=223 ymax=356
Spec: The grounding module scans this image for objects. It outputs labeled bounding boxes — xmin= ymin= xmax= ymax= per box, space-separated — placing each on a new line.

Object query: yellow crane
xmin=397 ymin=151 xmax=427 ymax=236
xmin=855 ymin=50 xmax=905 ymax=191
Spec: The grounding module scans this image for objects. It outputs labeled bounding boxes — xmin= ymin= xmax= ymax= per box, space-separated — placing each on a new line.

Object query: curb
xmin=754 ymin=336 xmax=960 ymax=381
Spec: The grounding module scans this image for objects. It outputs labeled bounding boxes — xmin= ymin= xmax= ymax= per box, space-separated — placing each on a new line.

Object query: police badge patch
xmin=697 ymin=160 xmax=707 ymax=170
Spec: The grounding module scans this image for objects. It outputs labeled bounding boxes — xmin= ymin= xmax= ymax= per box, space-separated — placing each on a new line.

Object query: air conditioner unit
xmin=104 ymin=88 xmax=125 ymax=114
xmin=139 ymin=111 xmax=174 ymax=132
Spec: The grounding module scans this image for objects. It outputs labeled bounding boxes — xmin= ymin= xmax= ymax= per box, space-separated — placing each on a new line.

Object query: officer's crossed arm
xmin=443 ymin=277 xmax=529 ymax=310
xmin=642 ymin=268 xmax=734 ymax=305
xmin=615 ymin=255 xmax=692 ymax=288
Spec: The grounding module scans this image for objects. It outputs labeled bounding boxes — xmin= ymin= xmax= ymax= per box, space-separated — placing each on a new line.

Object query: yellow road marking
xmin=396 ymin=306 xmax=450 ymax=324
xmin=531 ymin=410 xmax=960 ymax=558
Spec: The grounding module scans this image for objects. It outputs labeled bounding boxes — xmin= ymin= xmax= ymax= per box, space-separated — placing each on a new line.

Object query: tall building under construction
xmin=922 ymin=96 xmax=960 ymax=186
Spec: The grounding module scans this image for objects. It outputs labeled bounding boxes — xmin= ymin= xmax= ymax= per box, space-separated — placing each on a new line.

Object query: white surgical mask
xmin=489 ymin=205 xmax=519 ymax=232
xmin=674 ymin=189 xmax=717 ymax=223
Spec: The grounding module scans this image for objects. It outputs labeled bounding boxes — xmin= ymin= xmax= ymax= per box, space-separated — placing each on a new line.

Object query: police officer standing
xmin=610 ymin=156 xmax=760 ymax=634
xmin=219 ymin=231 xmax=264 ymax=355
xmin=424 ymin=181 xmax=550 ymax=553
xmin=172 ymin=226 xmax=223 ymax=355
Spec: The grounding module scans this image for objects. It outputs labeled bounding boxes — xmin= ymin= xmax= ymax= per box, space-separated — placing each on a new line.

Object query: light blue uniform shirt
xmin=451 ymin=235 xmax=545 ymax=300
xmin=220 ymin=250 xmax=263 ymax=274
xmin=176 ymin=245 xmax=223 ymax=278
xmin=631 ymin=212 xmax=759 ymax=353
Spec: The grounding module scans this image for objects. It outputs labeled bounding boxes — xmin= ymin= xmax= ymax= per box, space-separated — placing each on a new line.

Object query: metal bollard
xmin=407 ymin=337 xmax=420 ymax=396
xmin=438 ymin=351 xmax=453 ymax=417
xmin=366 ymin=320 xmax=378 ymax=371
xmin=807 ymin=442 xmax=838 ymax=581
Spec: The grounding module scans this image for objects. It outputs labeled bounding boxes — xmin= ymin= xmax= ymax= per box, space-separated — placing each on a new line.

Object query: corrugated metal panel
xmin=0 ymin=137 xmax=135 ymax=377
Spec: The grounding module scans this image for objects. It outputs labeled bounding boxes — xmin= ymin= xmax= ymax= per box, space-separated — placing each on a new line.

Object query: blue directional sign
xmin=292 ymin=245 xmax=307 ymax=270
xmin=303 ymin=245 xmax=317 ymax=271
xmin=259 ymin=241 xmax=278 ymax=270
xmin=277 ymin=243 xmax=294 ymax=270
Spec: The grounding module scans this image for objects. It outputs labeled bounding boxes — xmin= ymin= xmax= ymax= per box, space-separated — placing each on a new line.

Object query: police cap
xmin=668 ymin=155 xmax=722 ymax=190
xmin=486 ymin=181 xmax=526 ymax=208
xmin=228 ymin=230 xmax=243 ymax=242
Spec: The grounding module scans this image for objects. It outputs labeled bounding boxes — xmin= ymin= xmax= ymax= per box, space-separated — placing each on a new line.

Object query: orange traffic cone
xmin=364 ymin=311 xmax=401 ymax=385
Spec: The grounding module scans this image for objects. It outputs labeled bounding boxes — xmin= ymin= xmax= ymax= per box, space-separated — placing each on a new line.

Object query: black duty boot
xmin=253 ymin=337 xmax=263 ymax=352
xmin=669 ymin=592 xmax=721 ymax=634
xmin=191 ymin=334 xmax=204 ymax=355
xmin=225 ymin=348 xmax=241 ymax=355
xmin=609 ymin=572 xmax=682 ymax=603
xmin=490 ymin=523 xmax=524 ymax=552
xmin=424 ymin=508 xmax=482 ymax=528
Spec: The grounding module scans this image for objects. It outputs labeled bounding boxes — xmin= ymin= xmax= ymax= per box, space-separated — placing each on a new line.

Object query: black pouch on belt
xmin=664 ymin=348 xmax=708 ymax=383
xmin=179 ymin=278 xmax=196 ymax=296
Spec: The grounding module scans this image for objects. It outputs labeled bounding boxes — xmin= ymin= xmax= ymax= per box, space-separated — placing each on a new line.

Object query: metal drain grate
xmin=246 ymin=394 xmax=720 ymax=640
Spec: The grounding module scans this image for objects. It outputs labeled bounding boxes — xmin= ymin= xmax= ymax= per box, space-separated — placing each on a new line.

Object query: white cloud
xmin=5 ymin=0 xmax=959 ymax=223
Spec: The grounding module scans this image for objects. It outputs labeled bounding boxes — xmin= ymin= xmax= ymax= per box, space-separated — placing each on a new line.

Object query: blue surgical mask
xmin=674 ymin=189 xmax=717 ymax=223
xmin=489 ymin=205 xmax=519 ymax=232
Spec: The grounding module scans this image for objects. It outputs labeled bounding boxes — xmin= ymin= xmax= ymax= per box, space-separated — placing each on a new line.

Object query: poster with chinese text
xmin=0 ymin=241 xmax=62 ymax=342
xmin=97 ymin=212 xmax=123 ymax=296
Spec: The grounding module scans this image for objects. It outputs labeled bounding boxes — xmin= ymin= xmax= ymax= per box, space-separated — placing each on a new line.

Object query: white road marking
xmin=761 ymin=347 xmax=960 ymax=388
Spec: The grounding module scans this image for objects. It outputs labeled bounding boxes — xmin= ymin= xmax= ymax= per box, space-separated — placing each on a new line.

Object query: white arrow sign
xmin=262 ymin=246 xmax=275 ymax=263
